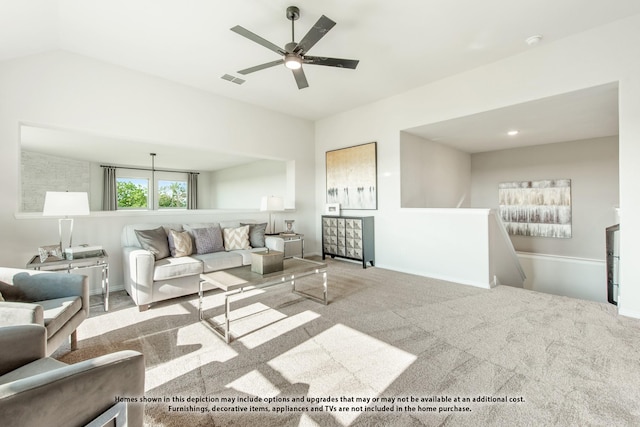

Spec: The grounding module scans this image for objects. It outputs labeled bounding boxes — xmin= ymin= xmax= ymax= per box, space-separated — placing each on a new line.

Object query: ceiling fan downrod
xmin=286 ymin=6 xmax=300 ymax=49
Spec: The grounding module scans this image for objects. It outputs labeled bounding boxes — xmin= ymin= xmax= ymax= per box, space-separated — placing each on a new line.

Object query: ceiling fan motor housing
xmin=285 ymin=42 xmax=298 ymax=53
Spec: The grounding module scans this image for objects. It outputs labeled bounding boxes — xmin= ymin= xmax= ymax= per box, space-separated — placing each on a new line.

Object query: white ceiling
xmin=2 ymin=0 xmax=639 ymax=121
xmin=405 ymin=82 xmax=619 ymax=153
xmin=3 ymin=1 xmax=633 ymax=166
xmin=19 ymin=125 xmax=262 ymax=171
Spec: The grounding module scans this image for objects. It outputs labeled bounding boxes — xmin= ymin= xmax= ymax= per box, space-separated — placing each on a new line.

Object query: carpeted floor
xmin=56 ymin=258 xmax=640 ymax=426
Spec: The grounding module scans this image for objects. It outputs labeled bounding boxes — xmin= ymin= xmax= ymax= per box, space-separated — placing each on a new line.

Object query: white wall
xmin=518 ymin=253 xmax=606 ymax=302
xmin=382 ymin=209 xmax=493 ymax=288
xmin=400 ymin=132 xmax=471 ymax=208
xmin=211 ymin=160 xmax=287 ymax=209
xmin=0 ymin=51 xmax=315 ymax=292
xmin=315 ymin=14 xmax=640 ymax=318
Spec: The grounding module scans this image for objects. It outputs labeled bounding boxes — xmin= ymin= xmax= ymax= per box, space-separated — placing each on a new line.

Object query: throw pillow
xmin=223 ymin=225 xmax=251 ymax=251
xmin=241 ymin=222 xmax=267 ymax=248
xmin=191 ymin=226 xmax=225 ymax=254
xmin=168 ymin=229 xmax=193 ymax=257
xmin=0 ymin=280 xmax=33 ymax=302
xmin=135 ymin=227 xmax=170 ymax=260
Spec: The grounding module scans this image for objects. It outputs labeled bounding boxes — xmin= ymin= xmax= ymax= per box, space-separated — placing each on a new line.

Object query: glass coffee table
xmin=199 ymin=257 xmax=327 ymax=343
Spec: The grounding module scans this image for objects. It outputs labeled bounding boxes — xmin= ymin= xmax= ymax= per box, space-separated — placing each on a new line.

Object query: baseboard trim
xmin=517 ymin=251 xmax=604 ymax=265
xmin=374 ymin=263 xmax=492 ymax=290
xmin=618 ymin=304 xmax=640 ymax=319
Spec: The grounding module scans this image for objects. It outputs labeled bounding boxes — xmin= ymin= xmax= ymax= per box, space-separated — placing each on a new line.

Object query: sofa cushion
xmin=193 ymin=251 xmax=244 ymax=273
xmin=39 ymin=296 xmax=82 ymax=338
xmin=223 ymin=225 xmax=251 ymax=251
xmin=135 ymin=227 xmax=170 ymax=260
xmin=152 ymin=256 xmax=203 ymax=281
xmin=168 ymin=229 xmax=193 ymax=257
xmin=122 ymin=224 xmax=183 ymax=248
xmin=191 ymin=226 xmax=225 ymax=254
xmin=241 ymin=222 xmax=267 ymax=248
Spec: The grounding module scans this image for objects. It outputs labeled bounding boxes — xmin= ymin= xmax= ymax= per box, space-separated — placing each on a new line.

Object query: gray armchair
xmin=0 ymin=267 xmax=89 ymax=356
xmin=0 ymin=324 xmax=145 ymax=427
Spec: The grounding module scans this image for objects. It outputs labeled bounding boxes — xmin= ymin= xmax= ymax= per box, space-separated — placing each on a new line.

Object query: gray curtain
xmin=187 ymin=172 xmax=198 ymax=209
xmin=102 ymin=166 xmax=117 ymax=210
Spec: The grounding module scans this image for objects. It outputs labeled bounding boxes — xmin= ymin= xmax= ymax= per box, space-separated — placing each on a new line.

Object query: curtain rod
xmin=100 ymin=165 xmax=199 ymax=175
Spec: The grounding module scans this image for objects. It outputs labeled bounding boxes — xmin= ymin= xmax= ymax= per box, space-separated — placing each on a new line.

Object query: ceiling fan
xmin=230 ymin=6 xmax=359 ymax=89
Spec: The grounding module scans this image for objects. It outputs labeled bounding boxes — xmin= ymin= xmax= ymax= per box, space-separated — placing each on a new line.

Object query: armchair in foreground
xmin=0 ymin=324 xmax=145 ymax=427
xmin=0 ymin=267 xmax=89 ymax=356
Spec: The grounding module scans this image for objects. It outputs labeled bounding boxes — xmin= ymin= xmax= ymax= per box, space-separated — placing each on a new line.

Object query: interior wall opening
xmin=19 ymin=124 xmax=294 ymax=212
xmin=398 ymin=83 xmax=620 ymax=303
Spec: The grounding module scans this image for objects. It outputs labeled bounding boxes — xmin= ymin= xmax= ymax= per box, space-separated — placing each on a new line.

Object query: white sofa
xmin=121 ymin=220 xmax=278 ymax=311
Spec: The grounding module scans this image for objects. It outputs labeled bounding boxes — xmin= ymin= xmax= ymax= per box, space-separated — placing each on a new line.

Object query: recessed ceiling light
xmin=508 ymin=130 xmax=519 ymax=136
xmin=525 ymin=35 xmax=543 ymax=46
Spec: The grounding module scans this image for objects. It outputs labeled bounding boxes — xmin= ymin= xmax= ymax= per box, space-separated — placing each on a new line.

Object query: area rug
xmin=57 ymin=258 xmax=640 ymax=426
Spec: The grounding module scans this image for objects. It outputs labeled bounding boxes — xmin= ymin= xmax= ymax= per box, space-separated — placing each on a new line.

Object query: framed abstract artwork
xmin=326 ymin=142 xmax=377 ymax=210
xmin=498 ymin=179 xmax=572 ymax=238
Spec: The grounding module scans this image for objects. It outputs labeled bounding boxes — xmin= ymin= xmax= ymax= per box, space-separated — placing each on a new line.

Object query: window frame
xmin=115 ymin=169 xmax=189 ymax=210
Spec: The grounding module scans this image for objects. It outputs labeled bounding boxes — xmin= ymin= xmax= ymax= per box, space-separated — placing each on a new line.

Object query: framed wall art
xmin=326 ymin=142 xmax=377 ymax=210
xmin=498 ymin=178 xmax=572 ymax=238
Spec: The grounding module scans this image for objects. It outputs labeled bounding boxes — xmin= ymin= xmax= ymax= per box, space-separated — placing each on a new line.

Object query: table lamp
xmin=43 ymin=191 xmax=90 ymax=252
xmin=260 ymin=195 xmax=284 ymax=234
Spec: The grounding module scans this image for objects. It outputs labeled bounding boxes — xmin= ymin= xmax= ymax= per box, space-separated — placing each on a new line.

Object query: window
xmin=158 ymin=179 xmax=187 ymax=208
xmin=116 ymin=177 xmax=149 ymax=209
xmin=115 ymin=171 xmax=189 ymax=210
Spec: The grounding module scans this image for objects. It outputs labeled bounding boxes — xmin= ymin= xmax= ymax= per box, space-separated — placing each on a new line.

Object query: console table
xmin=26 ymin=250 xmax=110 ymax=311
xmin=322 ymin=215 xmax=374 ymax=268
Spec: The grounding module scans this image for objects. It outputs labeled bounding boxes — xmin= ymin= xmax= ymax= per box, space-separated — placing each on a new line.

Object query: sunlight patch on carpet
xmin=237 ymin=310 xmax=321 ymax=349
xmin=226 ymin=370 xmax=282 ymax=397
xmin=299 ymin=413 xmax=323 ymax=426
xmin=267 ymin=324 xmax=417 ymax=425
xmin=144 ymin=323 xmax=239 ymax=392
xmin=207 ymin=302 xmax=287 ymax=337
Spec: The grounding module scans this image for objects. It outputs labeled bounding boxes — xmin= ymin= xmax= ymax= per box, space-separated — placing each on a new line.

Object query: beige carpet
xmin=57 ymin=258 xmax=640 ymax=426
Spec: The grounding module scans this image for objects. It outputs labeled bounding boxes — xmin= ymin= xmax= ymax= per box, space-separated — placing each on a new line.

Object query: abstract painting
xmin=498 ymin=179 xmax=572 ymax=238
xmin=326 ymin=142 xmax=377 ymax=210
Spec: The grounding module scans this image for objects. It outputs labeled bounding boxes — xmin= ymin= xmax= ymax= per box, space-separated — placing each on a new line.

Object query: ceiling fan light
xmin=284 ymin=55 xmax=302 ymax=70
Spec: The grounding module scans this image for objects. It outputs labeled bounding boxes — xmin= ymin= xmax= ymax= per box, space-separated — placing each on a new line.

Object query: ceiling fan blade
xmin=292 ymin=67 xmax=309 ymax=89
xmin=238 ymin=59 xmax=284 ymax=75
xmin=295 ymin=15 xmax=336 ymax=54
xmin=303 ymin=56 xmax=359 ymax=69
xmin=231 ymin=25 xmax=286 ymax=55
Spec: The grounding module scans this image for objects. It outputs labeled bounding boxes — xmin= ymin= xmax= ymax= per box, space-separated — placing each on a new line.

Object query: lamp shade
xmin=43 ymin=192 xmax=90 ymax=217
xmin=260 ymin=196 xmax=284 ymax=211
